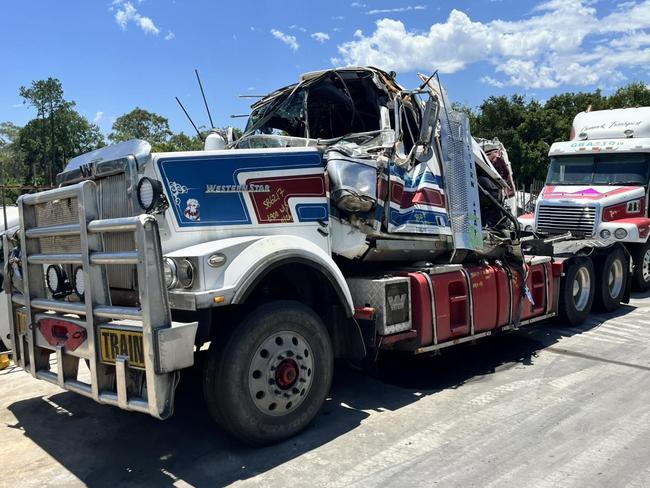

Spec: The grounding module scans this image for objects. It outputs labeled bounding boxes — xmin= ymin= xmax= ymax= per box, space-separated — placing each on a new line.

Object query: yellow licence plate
xmin=99 ymin=327 xmax=145 ymax=369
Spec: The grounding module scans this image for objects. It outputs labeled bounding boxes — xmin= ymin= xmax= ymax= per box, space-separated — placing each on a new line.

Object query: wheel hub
xmin=276 ymin=359 xmax=299 ymax=389
xmin=573 ymin=266 xmax=591 ymax=312
xmin=248 ymin=331 xmax=314 ymax=416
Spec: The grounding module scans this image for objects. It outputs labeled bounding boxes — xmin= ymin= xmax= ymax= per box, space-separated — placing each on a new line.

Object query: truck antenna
xmin=195 ymin=69 xmax=215 ymax=129
xmin=175 ymin=96 xmax=205 ymax=141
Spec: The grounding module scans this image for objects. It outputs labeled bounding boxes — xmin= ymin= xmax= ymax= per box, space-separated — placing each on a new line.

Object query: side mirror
xmin=379 ymin=106 xmax=396 ymax=148
xmin=418 ymin=95 xmax=438 ymax=146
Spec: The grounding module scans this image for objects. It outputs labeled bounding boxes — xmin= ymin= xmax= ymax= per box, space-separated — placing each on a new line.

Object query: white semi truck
xmin=4 ymin=68 xmax=630 ymax=445
xmin=519 ymin=107 xmax=650 ymax=290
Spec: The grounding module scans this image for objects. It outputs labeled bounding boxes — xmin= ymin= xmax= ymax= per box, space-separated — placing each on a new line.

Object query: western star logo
xmin=387 ymin=293 xmax=407 ymax=311
xmin=205 ymin=183 xmax=271 ymax=193
xmin=79 ymin=162 xmax=95 ymax=178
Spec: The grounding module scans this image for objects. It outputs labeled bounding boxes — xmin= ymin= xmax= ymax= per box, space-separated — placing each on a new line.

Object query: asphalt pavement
xmin=2 ymin=292 xmax=650 ymax=487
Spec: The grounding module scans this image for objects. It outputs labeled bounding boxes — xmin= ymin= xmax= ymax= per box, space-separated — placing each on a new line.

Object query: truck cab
xmin=7 ymin=67 xmax=601 ymax=446
xmin=523 ymin=107 xmax=650 ymax=290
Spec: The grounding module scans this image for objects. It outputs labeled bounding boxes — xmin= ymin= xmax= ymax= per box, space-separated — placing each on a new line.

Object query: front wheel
xmin=595 ymin=247 xmax=628 ymax=312
xmin=203 ymin=301 xmax=333 ymax=446
xmin=631 ymin=242 xmax=650 ymax=292
xmin=559 ymin=258 xmax=595 ymax=326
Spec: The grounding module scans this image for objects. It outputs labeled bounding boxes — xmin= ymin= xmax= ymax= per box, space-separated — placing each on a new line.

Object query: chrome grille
xmin=99 ymin=173 xmax=136 ymax=290
xmin=32 ymin=172 xmax=136 ymax=290
xmin=536 ymin=205 xmax=596 ymax=236
xmin=35 ymin=197 xmax=82 ymax=253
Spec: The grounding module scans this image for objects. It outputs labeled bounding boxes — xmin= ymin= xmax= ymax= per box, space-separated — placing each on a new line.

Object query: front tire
xmin=203 ymin=301 xmax=333 ymax=446
xmin=559 ymin=258 xmax=595 ymax=326
xmin=595 ymin=247 xmax=628 ymax=312
xmin=631 ymin=241 xmax=650 ymax=292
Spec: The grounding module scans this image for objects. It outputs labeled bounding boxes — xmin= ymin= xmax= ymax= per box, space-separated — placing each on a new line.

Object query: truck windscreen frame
xmin=546 ymin=153 xmax=650 ymax=186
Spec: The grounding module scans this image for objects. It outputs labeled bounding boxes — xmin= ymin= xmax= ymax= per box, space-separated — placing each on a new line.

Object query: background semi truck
xmin=519 ymin=107 xmax=650 ymax=291
xmin=3 ymin=67 xmax=630 ymax=445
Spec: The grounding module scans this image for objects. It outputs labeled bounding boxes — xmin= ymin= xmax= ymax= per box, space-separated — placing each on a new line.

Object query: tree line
xmin=1 ymin=77 xmax=649 ymax=204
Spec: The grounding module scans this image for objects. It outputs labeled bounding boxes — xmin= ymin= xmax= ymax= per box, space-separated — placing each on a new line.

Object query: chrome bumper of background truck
xmin=4 ymin=180 xmax=197 ymax=419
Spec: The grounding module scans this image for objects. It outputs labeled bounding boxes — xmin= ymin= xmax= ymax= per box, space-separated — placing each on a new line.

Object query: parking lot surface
xmin=2 ymin=293 xmax=650 ymax=488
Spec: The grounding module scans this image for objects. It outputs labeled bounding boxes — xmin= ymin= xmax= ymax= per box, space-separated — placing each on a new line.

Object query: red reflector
xmin=354 ymin=307 xmax=375 ymax=321
xmin=38 ymin=318 xmax=87 ymax=351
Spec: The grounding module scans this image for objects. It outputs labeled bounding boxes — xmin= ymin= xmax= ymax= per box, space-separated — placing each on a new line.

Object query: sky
xmin=1 ymin=0 xmax=650 ymax=137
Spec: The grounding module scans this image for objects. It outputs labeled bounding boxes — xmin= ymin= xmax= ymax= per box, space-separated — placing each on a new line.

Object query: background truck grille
xmin=536 ymin=205 xmax=596 ymax=236
xmin=33 ymin=172 xmax=136 ymax=290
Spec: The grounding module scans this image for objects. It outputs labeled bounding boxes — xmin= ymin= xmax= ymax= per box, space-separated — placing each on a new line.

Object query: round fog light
xmin=614 ymin=228 xmax=628 ymax=239
xmin=137 ymin=177 xmax=164 ymax=212
xmin=600 ymin=229 xmax=611 ymax=239
xmin=46 ymin=265 xmax=68 ymax=297
xmin=73 ymin=266 xmax=86 ymax=299
xmin=163 ymin=258 xmax=178 ymax=289
xmin=524 ymin=225 xmax=533 ymax=232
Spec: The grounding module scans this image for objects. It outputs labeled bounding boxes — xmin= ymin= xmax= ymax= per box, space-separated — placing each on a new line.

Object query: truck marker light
xmin=213 ymin=296 xmax=225 ymax=304
xmin=207 ymin=253 xmax=227 ymax=267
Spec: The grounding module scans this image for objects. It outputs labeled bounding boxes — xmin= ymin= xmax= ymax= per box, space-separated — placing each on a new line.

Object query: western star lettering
xmin=205 ymin=183 xmax=270 ymax=193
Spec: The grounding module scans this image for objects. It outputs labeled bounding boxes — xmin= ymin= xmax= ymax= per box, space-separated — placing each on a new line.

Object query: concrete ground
xmin=2 ymin=294 xmax=650 ymax=488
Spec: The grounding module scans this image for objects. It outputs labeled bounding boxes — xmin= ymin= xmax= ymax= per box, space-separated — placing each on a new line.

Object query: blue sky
xmin=1 ymin=0 xmax=649 ymax=137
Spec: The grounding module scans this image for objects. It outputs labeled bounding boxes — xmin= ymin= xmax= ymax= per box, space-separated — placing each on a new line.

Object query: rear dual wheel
xmin=203 ymin=301 xmax=333 ymax=446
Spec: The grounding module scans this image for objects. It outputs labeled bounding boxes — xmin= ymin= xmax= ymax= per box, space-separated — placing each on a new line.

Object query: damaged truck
xmin=3 ymin=67 xmax=630 ymax=445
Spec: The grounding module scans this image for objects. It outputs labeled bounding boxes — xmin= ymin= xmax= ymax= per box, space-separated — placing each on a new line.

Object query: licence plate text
xmin=99 ymin=328 xmax=145 ymax=369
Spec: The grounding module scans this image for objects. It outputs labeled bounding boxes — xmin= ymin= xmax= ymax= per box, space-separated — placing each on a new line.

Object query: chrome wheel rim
xmin=643 ymin=250 xmax=650 ymax=282
xmin=608 ymin=258 xmax=624 ymax=298
xmin=248 ymin=330 xmax=314 ymax=416
xmin=573 ymin=266 xmax=591 ymax=312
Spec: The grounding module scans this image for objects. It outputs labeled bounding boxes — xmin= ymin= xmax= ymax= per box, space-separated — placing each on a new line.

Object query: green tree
xmin=605 ymin=82 xmax=650 ymax=108
xmin=109 ymin=108 xmax=173 ymax=150
xmin=19 ymin=78 xmax=73 ymax=185
xmin=0 ymin=122 xmax=23 ymax=204
xmin=18 ymin=108 xmax=104 ymax=185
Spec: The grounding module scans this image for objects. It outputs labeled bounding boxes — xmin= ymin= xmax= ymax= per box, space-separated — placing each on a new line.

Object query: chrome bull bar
xmin=5 ymin=180 xmax=197 ymax=419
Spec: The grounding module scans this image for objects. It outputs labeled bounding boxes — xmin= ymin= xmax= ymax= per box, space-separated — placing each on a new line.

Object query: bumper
xmin=5 ymin=181 xmax=197 ymax=419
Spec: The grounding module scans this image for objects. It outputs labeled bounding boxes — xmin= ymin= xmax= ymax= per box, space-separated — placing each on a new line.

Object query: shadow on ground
xmin=4 ymin=299 xmax=641 ymax=487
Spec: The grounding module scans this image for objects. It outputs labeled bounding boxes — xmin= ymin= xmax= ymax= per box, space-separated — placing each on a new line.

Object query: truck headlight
xmin=614 ymin=228 xmax=628 ymax=239
xmin=163 ymin=258 xmax=178 ymax=289
xmin=600 ymin=229 xmax=611 ymax=239
xmin=163 ymin=258 xmax=194 ymax=289
xmin=137 ymin=177 xmax=165 ymax=212
xmin=524 ymin=225 xmax=533 ymax=232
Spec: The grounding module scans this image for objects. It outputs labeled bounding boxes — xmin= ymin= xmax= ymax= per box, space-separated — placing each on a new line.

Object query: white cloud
xmin=164 ymin=31 xmax=175 ymax=41
xmin=289 ymin=24 xmax=307 ymax=32
xmin=351 ymin=1 xmax=366 ymax=7
xmin=93 ymin=111 xmax=104 ymax=124
xmin=335 ymin=0 xmax=650 ymax=89
xmin=311 ymin=32 xmax=330 ymax=43
xmin=112 ymin=0 xmax=160 ymax=35
xmin=366 ymin=5 xmax=426 ymax=15
xmin=271 ymin=29 xmax=299 ymax=51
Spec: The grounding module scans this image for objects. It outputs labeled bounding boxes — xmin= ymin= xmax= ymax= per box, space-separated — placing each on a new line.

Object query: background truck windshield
xmin=546 ymin=153 xmax=650 ymax=186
